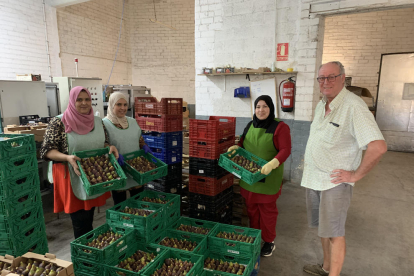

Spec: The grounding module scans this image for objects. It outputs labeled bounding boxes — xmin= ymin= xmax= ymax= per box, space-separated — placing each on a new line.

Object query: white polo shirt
xmin=301 ymin=87 xmax=384 ymax=191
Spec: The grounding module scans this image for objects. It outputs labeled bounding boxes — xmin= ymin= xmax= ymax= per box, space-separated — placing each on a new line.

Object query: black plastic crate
xmin=189 ymin=186 xmax=233 ymax=204
xmin=189 ymin=204 xmax=232 ymax=223
xmin=189 ymin=187 xmax=233 ymax=212
xmin=19 ymin=115 xmax=39 ymax=125
xmin=147 ymin=177 xmax=182 ymax=194
xmin=165 ymin=163 xmax=182 ymax=180
xmin=189 ymin=157 xmax=227 ymax=179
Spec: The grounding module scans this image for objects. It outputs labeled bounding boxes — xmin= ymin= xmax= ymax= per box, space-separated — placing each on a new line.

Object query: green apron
xmin=103 ymin=117 xmax=141 ymax=190
xmin=57 ymin=114 xmax=106 ymax=200
xmin=239 ymin=120 xmax=284 ymax=195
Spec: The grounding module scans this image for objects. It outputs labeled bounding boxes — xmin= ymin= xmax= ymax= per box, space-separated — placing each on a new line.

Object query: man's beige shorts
xmin=306 ymin=183 xmax=353 ymax=238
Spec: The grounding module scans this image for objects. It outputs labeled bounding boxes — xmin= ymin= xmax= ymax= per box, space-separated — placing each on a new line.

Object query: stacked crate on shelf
xmin=188 ymin=116 xmax=236 ymax=223
xmin=135 ymin=97 xmax=183 ymax=194
xmin=0 ymin=134 xmax=48 ymax=257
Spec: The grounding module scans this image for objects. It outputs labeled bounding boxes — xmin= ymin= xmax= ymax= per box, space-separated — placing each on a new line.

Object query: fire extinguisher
xmin=279 ymin=77 xmax=295 ymax=112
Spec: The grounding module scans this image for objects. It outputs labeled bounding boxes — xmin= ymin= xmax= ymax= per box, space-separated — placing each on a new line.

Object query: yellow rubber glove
xmin=261 ymin=158 xmax=280 ymax=175
xmin=227 ymin=145 xmax=239 ymax=152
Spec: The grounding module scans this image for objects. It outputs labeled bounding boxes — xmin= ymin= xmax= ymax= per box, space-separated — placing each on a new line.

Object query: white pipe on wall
xmin=42 ymin=0 xmax=52 ymax=82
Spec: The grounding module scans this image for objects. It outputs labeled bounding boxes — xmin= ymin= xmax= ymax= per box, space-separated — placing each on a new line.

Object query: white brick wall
xmin=195 ymin=0 xmax=317 ymax=121
xmin=195 ymin=0 xmax=414 ymax=122
xmin=129 ymin=0 xmax=195 ymax=104
xmin=0 ymin=0 xmax=51 ymax=80
xmin=45 ymin=4 xmax=63 ymax=78
xmin=56 ymin=0 xmax=132 ymax=84
xmin=323 ymin=8 xmax=414 ymax=99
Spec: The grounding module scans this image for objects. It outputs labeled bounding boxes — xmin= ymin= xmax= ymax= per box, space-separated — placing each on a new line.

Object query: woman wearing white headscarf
xmin=103 ymin=92 xmax=152 ymax=205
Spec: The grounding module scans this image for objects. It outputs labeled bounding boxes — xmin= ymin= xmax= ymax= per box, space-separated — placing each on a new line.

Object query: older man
xmin=302 ymin=61 xmax=387 ymax=276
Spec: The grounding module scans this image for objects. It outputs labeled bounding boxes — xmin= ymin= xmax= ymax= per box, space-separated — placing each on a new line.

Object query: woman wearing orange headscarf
xmin=40 ymin=86 xmax=118 ymax=238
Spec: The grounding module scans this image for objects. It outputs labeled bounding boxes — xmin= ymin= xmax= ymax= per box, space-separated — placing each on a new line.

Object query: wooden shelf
xmin=197 ymin=71 xmax=297 ymax=76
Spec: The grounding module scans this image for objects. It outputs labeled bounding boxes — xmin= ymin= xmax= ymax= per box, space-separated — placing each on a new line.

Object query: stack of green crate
xmin=204 ymin=224 xmax=260 ymax=276
xmin=106 ymin=196 xmax=166 ymax=244
xmin=70 ymin=223 xmax=136 ymax=276
xmin=131 ymin=190 xmax=181 ymax=227
xmin=169 ymin=218 xmax=257 ymax=276
xmin=0 ymin=134 xmax=48 ymax=257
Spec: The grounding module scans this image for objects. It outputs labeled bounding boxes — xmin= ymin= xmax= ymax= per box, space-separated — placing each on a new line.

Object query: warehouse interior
xmin=0 ymin=0 xmax=413 ymax=276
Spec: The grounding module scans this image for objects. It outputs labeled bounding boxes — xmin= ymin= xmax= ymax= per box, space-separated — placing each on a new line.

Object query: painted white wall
xmin=56 ymin=0 xmax=132 ymax=84
xmin=0 ymin=1 xmax=56 ymax=81
xmin=45 ymin=4 xmax=63 ymax=78
xmin=323 ymin=8 xmax=414 ymax=99
xmin=195 ymin=0 xmax=414 ymax=122
xmin=129 ymin=0 xmax=195 ymax=104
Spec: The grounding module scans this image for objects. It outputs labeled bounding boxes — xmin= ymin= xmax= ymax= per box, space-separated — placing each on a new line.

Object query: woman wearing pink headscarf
xmin=40 ymin=86 xmax=118 ymax=238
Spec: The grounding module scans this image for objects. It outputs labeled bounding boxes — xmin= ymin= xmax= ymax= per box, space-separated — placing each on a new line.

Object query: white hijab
xmin=106 ymin=92 xmax=129 ymax=129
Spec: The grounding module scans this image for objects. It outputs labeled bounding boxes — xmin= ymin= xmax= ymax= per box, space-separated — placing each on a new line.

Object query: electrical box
xmin=52 ymin=77 xmax=105 ymax=118
xmin=0 ymin=80 xmax=49 ymax=129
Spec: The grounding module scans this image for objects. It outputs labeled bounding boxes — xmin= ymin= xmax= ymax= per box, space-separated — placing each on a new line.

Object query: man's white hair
xmin=319 ymin=61 xmax=345 ymax=75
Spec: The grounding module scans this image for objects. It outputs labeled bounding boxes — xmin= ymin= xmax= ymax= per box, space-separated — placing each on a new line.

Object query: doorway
xmin=376 ymin=53 xmax=414 ymax=152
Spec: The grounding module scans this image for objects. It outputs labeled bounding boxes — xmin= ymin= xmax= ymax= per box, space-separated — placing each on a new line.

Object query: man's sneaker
xmin=303 ymin=264 xmax=329 ymax=276
xmin=260 ymin=242 xmax=275 ymax=257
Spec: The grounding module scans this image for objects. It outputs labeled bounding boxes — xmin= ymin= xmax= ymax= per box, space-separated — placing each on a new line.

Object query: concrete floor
xmin=43 ymin=151 xmax=414 ymax=275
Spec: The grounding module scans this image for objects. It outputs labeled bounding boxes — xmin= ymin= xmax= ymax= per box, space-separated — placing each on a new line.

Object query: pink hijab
xmin=61 ymin=86 xmax=95 ymax=134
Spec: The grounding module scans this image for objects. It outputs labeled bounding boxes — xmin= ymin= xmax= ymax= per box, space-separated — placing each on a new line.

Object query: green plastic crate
xmin=122 ymin=150 xmax=168 ymax=185
xmin=105 ymin=243 xmax=165 ymax=276
xmin=150 ymin=230 xmax=208 ymax=256
xmin=1 ymin=235 xmax=49 ymax=257
xmin=0 ymin=188 xmax=42 ymax=217
xmin=218 ymin=148 xmax=269 ymax=185
xmin=208 ymin=224 xmax=261 ymax=258
xmin=0 ymin=134 xmax=36 ymax=161
xmin=70 ymin=223 xmax=135 ymax=264
xmin=0 ymin=152 xmax=37 ymax=181
xmin=131 ymin=190 xmax=180 ymax=225
xmin=72 ymin=257 xmax=105 ymax=276
xmin=202 ymin=251 xmax=253 ymax=276
xmin=0 ymin=205 xmax=44 ymax=235
xmin=142 ymin=249 xmax=204 ymax=276
xmin=0 ymin=221 xmax=46 ymax=253
xmin=74 ymin=147 xmax=127 ymax=196
xmin=0 ymin=169 xmax=39 ymax=199
xmin=106 ymin=199 xmax=165 ymax=242
xmin=169 ymin=217 xmax=218 ymax=237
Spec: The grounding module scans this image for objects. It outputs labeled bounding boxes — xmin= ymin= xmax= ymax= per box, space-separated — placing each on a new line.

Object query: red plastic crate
xmin=134 ymin=97 xmax=183 ymax=115
xmin=189 ymin=173 xmax=234 ymax=196
xmin=136 ymin=114 xmax=183 ymax=132
xmin=189 ymin=116 xmax=236 ymax=142
xmin=189 ymin=138 xmax=234 ymax=160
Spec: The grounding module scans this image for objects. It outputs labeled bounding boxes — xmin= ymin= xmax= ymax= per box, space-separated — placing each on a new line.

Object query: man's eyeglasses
xmin=316 ymin=74 xmax=342 ymax=83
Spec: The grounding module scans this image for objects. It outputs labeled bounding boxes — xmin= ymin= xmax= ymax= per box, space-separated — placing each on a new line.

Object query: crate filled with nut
xmin=75 ymin=147 xmax=127 ymax=196
xmin=219 ymin=147 xmax=269 ymax=185
xmin=169 ymin=217 xmax=218 ymax=237
xmin=106 ymin=198 xmax=165 ymax=243
xmin=132 ymin=190 xmax=180 ymax=226
xmin=70 ymin=223 xmax=135 ymax=264
xmin=122 ymin=150 xmax=168 ymax=185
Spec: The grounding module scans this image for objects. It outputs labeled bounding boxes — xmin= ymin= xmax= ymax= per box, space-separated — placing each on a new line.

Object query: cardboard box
xmin=183 ymin=136 xmax=189 ymax=155
xmin=3 ymin=253 xmax=73 ymax=276
xmin=183 ymin=117 xmax=189 ymax=130
xmin=3 ymin=126 xmax=47 ymax=142
xmin=0 ymin=255 xmax=15 ymax=275
xmin=16 ymin=74 xmax=42 ymax=81
xmin=240 ymin=67 xmax=271 ymax=73
xmin=183 ymin=101 xmax=189 ymax=118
